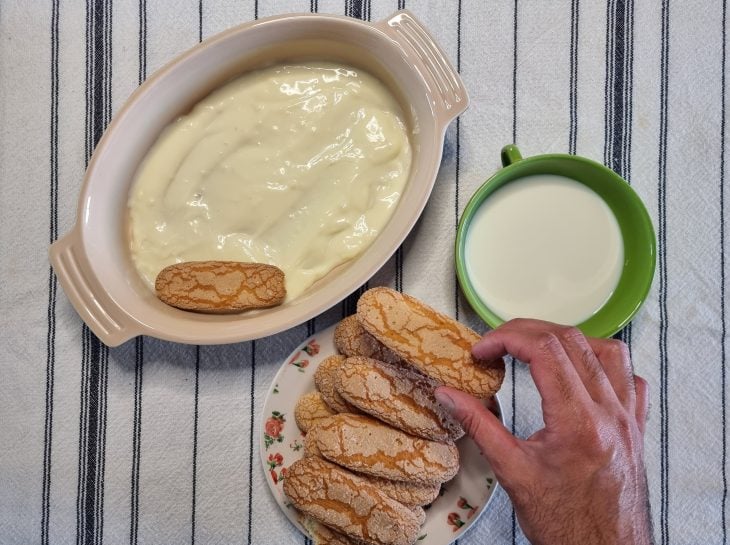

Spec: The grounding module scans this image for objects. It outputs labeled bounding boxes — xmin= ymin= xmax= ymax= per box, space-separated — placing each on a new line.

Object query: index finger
xmin=473 ymin=321 xmax=590 ymax=411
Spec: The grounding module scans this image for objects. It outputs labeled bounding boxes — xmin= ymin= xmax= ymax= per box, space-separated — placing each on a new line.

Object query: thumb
xmin=435 ymin=386 xmax=519 ymax=473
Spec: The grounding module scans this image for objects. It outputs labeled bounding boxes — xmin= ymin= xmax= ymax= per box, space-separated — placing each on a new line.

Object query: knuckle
xmin=559 ymin=326 xmax=585 ymax=344
xmin=606 ymin=339 xmax=630 ymax=361
xmin=582 ymin=351 xmax=605 ymax=384
xmin=578 ymin=412 xmax=637 ymax=462
xmin=535 ymin=332 xmax=562 ymax=356
xmin=577 ymin=421 xmax=612 ymax=457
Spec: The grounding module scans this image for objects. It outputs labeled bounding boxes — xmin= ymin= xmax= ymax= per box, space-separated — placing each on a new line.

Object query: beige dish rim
xmin=49 ymin=10 xmax=469 ymax=346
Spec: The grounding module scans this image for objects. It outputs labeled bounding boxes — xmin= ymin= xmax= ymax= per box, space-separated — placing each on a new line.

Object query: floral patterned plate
xmin=260 ymin=322 xmax=503 ymax=544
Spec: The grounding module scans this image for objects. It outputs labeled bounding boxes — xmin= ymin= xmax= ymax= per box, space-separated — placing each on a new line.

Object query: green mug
xmin=455 ymin=144 xmax=656 ymax=338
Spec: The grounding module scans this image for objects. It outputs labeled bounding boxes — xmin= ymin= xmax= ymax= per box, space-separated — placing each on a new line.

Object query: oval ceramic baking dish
xmin=49 ymin=10 xmax=468 ymax=346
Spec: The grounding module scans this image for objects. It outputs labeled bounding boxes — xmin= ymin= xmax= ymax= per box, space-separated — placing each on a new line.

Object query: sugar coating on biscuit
xmin=155 ymin=261 xmax=285 ymax=312
xmin=356 ymin=287 xmax=505 ymax=398
xmin=283 ymin=457 xmax=420 ymax=545
xmin=363 ymin=475 xmax=440 ymax=507
xmin=303 ymin=426 xmax=323 ymax=458
xmin=315 ymin=355 xmax=359 ymax=413
xmin=335 ymin=356 xmax=464 ymax=442
xmin=295 ymin=392 xmax=336 ymax=433
xmin=334 ymin=315 xmax=402 ymax=364
xmin=301 ymin=515 xmax=368 ymax=545
xmin=313 ymin=413 xmax=459 ymax=486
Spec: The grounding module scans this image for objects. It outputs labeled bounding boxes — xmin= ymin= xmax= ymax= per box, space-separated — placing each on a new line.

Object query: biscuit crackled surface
xmin=335 ymin=357 xmax=464 ymax=442
xmin=315 ymin=355 xmax=360 ymax=414
xmin=301 ymin=515 xmax=368 ymax=545
xmin=356 ymin=287 xmax=505 ymax=398
xmin=311 ymin=413 xmax=458 ymax=486
xmin=283 ymin=457 xmax=420 ymax=545
xmin=334 ymin=315 xmax=403 ymax=364
xmin=155 ymin=261 xmax=285 ymax=312
xmin=294 ymin=392 xmax=336 ymax=433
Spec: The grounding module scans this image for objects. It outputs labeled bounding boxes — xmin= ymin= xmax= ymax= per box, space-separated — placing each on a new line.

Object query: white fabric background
xmin=0 ymin=1 xmax=726 ymax=544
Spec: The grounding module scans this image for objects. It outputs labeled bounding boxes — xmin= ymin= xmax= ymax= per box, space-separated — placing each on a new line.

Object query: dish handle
xmin=379 ymin=10 xmax=469 ymax=122
xmin=49 ymin=228 xmax=141 ymax=347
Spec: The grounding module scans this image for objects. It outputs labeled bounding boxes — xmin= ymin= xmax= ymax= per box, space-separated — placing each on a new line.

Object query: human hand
xmin=434 ymin=319 xmax=652 ymax=545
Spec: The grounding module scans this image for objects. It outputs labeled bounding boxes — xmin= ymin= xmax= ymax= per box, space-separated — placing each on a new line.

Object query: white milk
xmin=464 ymin=174 xmax=624 ymax=325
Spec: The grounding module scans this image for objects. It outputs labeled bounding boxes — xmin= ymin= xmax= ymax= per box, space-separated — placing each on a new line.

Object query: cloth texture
xmin=0 ymin=1 xmax=726 ymax=544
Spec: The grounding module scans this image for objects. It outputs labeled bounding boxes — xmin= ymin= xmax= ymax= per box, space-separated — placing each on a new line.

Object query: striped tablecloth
xmin=1 ymin=1 xmax=726 ymax=544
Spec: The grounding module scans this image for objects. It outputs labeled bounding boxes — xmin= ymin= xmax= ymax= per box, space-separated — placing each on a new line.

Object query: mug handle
xmin=501 ymin=144 xmax=523 ymax=167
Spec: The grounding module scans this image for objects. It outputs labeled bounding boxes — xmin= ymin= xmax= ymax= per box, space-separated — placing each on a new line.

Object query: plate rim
xmin=258 ymin=322 xmax=505 ymax=545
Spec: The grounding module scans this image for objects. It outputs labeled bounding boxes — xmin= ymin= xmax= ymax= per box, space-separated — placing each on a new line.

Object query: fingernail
xmin=434 ymin=388 xmax=455 ymax=411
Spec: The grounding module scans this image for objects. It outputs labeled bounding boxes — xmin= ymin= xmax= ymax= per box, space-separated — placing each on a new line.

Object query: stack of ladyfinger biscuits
xmin=283 ymin=287 xmax=505 ymax=545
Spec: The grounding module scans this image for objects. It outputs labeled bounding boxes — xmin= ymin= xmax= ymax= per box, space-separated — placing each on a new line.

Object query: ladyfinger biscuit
xmin=409 ymin=506 xmax=426 ymax=526
xmin=312 ymin=414 xmax=459 ymax=486
xmin=304 ymin=440 xmax=439 ymax=506
xmin=155 ymin=261 xmax=285 ymax=313
xmin=283 ymin=457 xmax=421 ymax=545
xmin=314 ymin=356 xmax=360 ymax=414
xmin=295 ymin=392 xmax=336 ymax=433
xmin=303 ymin=426 xmax=323 ymax=458
xmin=365 ymin=476 xmax=440 ymax=508
xmin=335 ymin=357 xmax=464 ymax=442
xmin=357 ymin=287 xmax=505 ymax=398
xmin=302 ymin=515 xmax=368 ymax=545
xmin=334 ymin=315 xmax=402 ymax=364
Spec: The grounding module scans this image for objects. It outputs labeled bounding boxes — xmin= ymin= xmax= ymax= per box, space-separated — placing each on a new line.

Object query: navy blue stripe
xmin=129 ymin=338 xmax=143 ymax=545
xmin=624 ymin=0 xmax=635 ymax=350
xmin=623 ymin=1 xmax=635 ymax=185
xmin=97 ymin=9 xmax=112 ymax=543
xmin=198 ymin=0 xmax=202 ymax=43
xmin=42 ymin=1 xmax=60 ymax=542
xmin=78 ymin=2 xmax=112 ymax=543
xmin=137 ymin=0 xmax=146 ymax=86
xmin=602 ymin=0 xmax=613 ymax=171
xmin=512 ymin=0 xmax=518 ymax=146
xmin=98 ymin=325 xmax=110 ymax=545
xmin=246 ymin=341 xmax=256 ymax=545
xmin=454 ymin=0 xmax=462 ymax=321
xmin=721 ymin=1 xmax=728 ymax=541
xmin=76 ymin=330 xmax=87 ymax=545
xmin=657 ymin=1 xmax=670 ymax=543
xmin=190 ymin=9 xmax=204 ymax=544
xmin=609 ymin=2 xmax=626 ymax=175
xmin=130 ymin=4 xmax=146 ymax=542
xmin=453 ymin=0 xmax=462 ymax=458
xmin=247 ymin=7 xmax=259 ymax=542
xmin=191 ymin=346 xmax=200 ymax=545
xmin=568 ymin=0 xmax=579 ymax=155
xmin=604 ymin=0 xmax=635 ymax=348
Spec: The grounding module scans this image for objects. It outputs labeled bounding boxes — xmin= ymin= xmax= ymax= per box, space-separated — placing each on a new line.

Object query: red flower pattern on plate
xmin=264 ymin=411 xmax=285 ymax=449
xmin=457 ymin=496 xmax=479 ymax=519
xmin=303 ymin=339 xmax=320 ymax=356
xmin=447 ymin=512 xmax=465 ymax=531
xmin=267 ymin=452 xmax=287 ymax=485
